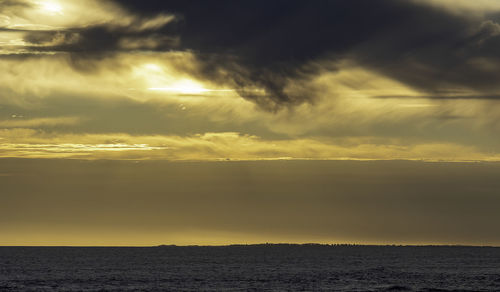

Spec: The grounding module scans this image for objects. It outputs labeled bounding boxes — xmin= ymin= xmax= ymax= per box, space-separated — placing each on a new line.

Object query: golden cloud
xmin=0 ymin=129 xmax=499 ymax=162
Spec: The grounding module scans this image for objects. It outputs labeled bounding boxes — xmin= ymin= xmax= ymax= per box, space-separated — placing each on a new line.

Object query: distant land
xmin=5 ymin=243 xmax=496 ymax=248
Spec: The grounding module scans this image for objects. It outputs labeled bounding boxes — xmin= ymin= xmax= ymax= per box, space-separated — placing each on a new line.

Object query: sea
xmin=0 ymin=245 xmax=499 ymax=291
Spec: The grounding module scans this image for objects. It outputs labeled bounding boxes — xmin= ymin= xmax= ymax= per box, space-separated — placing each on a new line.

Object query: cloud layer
xmin=1 ymin=0 xmax=500 ymax=161
xmin=3 ymin=0 xmax=500 ymax=108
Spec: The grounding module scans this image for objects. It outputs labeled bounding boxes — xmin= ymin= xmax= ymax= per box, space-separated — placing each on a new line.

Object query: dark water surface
xmin=0 ymin=245 xmax=499 ymax=291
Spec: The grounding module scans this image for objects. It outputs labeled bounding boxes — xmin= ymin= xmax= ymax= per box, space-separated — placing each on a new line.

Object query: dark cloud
xmin=116 ymin=0 xmax=404 ymax=109
xmin=111 ymin=0 xmax=500 ymax=109
xmin=13 ymin=0 xmax=500 ymax=109
xmin=22 ymin=25 xmax=178 ymax=56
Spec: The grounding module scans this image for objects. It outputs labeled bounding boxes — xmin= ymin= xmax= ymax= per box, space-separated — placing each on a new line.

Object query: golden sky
xmin=1 ymin=0 xmax=500 ymax=245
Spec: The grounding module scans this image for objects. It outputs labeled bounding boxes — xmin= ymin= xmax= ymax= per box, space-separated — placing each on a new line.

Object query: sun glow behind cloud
xmin=38 ymin=1 xmax=63 ymax=15
xmin=133 ymin=63 xmax=233 ymax=95
xmin=1 ymin=0 xmax=127 ymax=30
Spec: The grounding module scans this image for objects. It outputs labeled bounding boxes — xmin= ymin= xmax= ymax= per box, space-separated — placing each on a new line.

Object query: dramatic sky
xmin=1 ymin=0 xmax=500 ymax=246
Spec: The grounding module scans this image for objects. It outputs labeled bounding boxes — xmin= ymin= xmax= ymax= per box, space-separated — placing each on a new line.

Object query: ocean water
xmin=0 ymin=245 xmax=499 ymax=291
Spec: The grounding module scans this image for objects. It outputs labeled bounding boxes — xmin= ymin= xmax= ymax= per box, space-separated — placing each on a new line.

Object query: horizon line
xmin=1 ymin=243 xmax=499 ymax=248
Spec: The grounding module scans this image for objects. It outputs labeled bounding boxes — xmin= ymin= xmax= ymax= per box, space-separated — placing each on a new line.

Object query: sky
xmin=1 ymin=0 xmax=500 ymax=246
